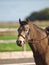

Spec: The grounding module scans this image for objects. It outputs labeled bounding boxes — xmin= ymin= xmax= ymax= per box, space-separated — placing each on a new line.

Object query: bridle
xmin=18 ymin=34 xmax=26 ymax=39
xmin=18 ymin=30 xmax=48 ymax=43
xmin=33 ymin=35 xmax=48 ymax=42
xmin=18 ymin=29 xmax=30 ymax=40
xmin=18 ymin=24 xmax=48 ymax=43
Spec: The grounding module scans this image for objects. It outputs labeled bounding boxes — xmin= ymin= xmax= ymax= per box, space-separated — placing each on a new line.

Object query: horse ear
xmin=19 ymin=18 xmax=22 ymax=24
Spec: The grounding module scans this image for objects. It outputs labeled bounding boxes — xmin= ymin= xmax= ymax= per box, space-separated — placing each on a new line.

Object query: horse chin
xmin=17 ymin=43 xmax=22 ymax=47
xmin=17 ymin=43 xmax=24 ymax=47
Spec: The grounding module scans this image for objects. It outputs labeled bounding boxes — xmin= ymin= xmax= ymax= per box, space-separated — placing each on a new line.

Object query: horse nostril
xmin=16 ymin=40 xmax=22 ymax=46
xmin=18 ymin=41 xmax=22 ymax=44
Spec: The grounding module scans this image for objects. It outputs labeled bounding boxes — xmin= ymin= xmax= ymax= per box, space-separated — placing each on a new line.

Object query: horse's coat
xmin=16 ymin=19 xmax=49 ymax=65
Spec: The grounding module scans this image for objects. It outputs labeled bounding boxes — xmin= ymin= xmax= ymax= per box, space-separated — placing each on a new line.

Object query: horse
xmin=16 ymin=19 xmax=49 ymax=65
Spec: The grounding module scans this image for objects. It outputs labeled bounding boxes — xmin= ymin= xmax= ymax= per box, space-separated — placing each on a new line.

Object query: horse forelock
xmin=20 ymin=21 xmax=28 ymax=26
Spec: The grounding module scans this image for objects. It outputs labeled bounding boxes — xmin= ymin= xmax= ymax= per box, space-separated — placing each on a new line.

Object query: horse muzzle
xmin=16 ymin=40 xmax=22 ymax=46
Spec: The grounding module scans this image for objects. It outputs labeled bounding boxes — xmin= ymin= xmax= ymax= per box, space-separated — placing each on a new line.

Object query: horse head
xmin=16 ymin=19 xmax=30 ymax=46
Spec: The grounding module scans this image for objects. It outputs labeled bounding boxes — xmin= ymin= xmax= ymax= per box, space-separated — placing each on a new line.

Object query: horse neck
xmin=28 ymin=23 xmax=37 ymax=52
xmin=28 ymin=23 xmax=37 ymax=39
xmin=28 ymin=23 xmax=48 ymax=54
xmin=29 ymin=23 xmax=46 ymax=40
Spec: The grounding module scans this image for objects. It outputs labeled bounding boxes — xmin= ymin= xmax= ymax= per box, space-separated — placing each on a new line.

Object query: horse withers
xmin=16 ymin=19 xmax=49 ymax=65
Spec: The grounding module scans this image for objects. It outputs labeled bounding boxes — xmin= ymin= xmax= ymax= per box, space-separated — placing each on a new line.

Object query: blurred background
xmin=0 ymin=0 xmax=49 ymax=52
xmin=0 ymin=0 xmax=49 ymax=65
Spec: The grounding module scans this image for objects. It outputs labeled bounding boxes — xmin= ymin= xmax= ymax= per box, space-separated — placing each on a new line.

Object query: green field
xmin=39 ymin=24 xmax=49 ymax=27
xmin=0 ymin=21 xmax=49 ymax=52
xmin=0 ymin=43 xmax=31 ymax=52
xmin=0 ymin=35 xmax=31 ymax=52
xmin=0 ymin=21 xmax=49 ymax=28
xmin=0 ymin=22 xmax=19 ymax=28
xmin=0 ymin=35 xmax=17 ymax=40
xmin=0 ymin=24 xmax=48 ymax=28
xmin=0 ymin=26 xmax=18 ymax=28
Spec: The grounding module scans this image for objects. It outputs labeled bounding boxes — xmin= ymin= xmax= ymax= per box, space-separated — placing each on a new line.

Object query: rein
xmin=33 ymin=36 xmax=48 ymax=41
xmin=30 ymin=35 xmax=48 ymax=43
xmin=29 ymin=36 xmax=48 ymax=43
xmin=19 ymin=30 xmax=48 ymax=43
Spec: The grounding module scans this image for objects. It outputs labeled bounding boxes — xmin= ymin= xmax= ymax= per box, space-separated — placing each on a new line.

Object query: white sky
xmin=0 ymin=0 xmax=49 ymax=21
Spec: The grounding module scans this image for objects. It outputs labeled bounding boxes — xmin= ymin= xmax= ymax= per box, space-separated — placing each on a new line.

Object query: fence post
xmin=22 ymin=44 xmax=26 ymax=51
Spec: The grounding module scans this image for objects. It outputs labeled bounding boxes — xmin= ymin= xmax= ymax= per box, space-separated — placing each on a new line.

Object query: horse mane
xmin=28 ymin=22 xmax=46 ymax=37
xmin=33 ymin=24 xmax=45 ymax=32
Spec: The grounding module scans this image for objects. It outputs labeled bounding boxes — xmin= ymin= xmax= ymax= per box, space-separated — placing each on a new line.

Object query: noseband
xmin=19 ymin=34 xmax=26 ymax=39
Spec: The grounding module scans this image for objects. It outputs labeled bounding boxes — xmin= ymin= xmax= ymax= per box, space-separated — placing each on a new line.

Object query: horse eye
xmin=25 ymin=29 xmax=28 ymax=33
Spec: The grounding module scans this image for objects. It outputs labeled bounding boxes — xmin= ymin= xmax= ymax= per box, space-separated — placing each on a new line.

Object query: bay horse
xmin=16 ymin=19 xmax=49 ymax=65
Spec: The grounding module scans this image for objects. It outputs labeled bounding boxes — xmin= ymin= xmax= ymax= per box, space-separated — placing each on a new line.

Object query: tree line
xmin=26 ymin=8 xmax=49 ymax=21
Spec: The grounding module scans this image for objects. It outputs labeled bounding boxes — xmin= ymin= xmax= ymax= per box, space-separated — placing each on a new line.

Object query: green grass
xmin=0 ymin=43 xmax=31 ymax=52
xmin=39 ymin=24 xmax=49 ymax=27
xmin=0 ymin=35 xmax=31 ymax=52
xmin=0 ymin=35 xmax=17 ymax=40
xmin=0 ymin=24 xmax=47 ymax=28
xmin=0 ymin=25 xmax=19 ymax=28
xmin=0 ymin=26 xmax=18 ymax=28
